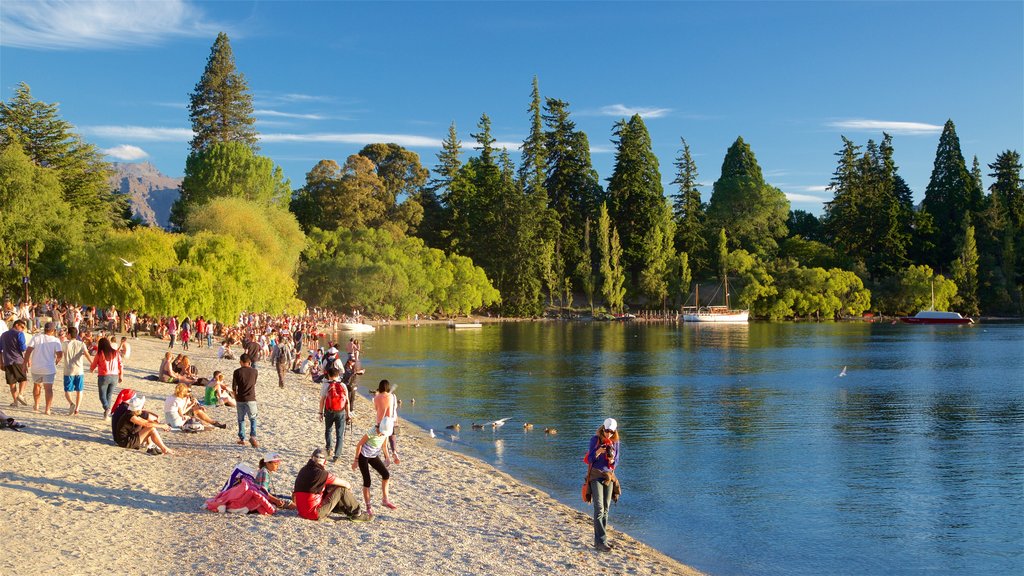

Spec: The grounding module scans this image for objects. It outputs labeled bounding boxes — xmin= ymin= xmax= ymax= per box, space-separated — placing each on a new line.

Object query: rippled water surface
xmin=348 ymin=321 xmax=1023 ymax=576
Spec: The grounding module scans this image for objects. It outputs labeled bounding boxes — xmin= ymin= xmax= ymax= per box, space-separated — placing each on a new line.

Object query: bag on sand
xmin=182 ymin=417 xmax=205 ymax=432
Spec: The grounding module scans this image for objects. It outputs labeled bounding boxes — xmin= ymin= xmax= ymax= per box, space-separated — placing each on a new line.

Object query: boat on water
xmin=898 ymin=282 xmax=974 ymax=325
xmin=337 ymin=322 xmax=375 ymax=333
xmin=448 ymin=322 xmax=483 ymax=329
xmin=899 ymin=310 xmax=973 ymax=325
xmin=682 ymin=277 xmax=749 ymax=323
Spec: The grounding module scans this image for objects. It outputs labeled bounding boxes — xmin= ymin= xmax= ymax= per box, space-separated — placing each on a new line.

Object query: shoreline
xmin=0 ymin=335 xmax=703 ymax=575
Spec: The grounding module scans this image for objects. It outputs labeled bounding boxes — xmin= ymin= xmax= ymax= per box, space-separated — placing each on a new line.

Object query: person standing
xmin=293 ymin=448 xmax=365 ymax=521
xmin=61 ymin=326 xmax=91 ymax=415
xmin=89 ymin=337 xmax=123 ymax=420
xmin=272 ymin=337 xmax=294 ymax=389
xmin=351 ymin=416 xmax=399 ymax=517
xmin=319 ymin=367 xmax=351 ymax=462
xmin=128 ymin=310 xmax=138 ymax=339
xmin=167 ymin=315 xmax=178 ymax=349
xmin=25 ymin=321 xmax=64 ymax=414
xmin=243 ymin=333 xmax=262 ymax=374
xmin=0 ymin=319 xmax=29 ymax=407
xmin=342 ymin=357 xmax=364 ymax=415
xmin=586 ymin=418 xmax=622 ymax=552
xmin=232 ymin=353 xmax=259 ymax=448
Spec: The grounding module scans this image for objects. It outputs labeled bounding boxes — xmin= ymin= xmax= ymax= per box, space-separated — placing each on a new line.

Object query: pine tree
xmin=716 ymin=228 xmax=729 ymax=282
xmin=519 ymin=77 xmax=548 ymax=204
xmin=578 ymin=218 xmax=595 ymax=310
xmin=607 ymin=114 xmax=669 ymax=290
xmin=989 ymin=150 xmax=1023 ymax=233
xmin=188 ymin=32 xmax=258 ymax=154
xmin=921 ymin=119 xmax=974 ymax=271
xmin=950 ymin=222 xmax=979 ymax=315
xmin=671 ymin=138 xmax=707 ymax=273
xmin=470 ymin=113 xmax=496 ymax=167
xmin=489 ymin=149 xmax=543 ymax=316
xmin=706 ymin=136 xmax=789 ymax=257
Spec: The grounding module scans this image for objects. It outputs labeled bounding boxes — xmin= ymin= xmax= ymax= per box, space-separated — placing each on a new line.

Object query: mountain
xmin=109 ymin=162 xmax=181 ymax=228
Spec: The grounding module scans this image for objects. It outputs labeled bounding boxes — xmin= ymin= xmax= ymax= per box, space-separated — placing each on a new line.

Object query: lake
xmin=345 ymin=321 xmax=1023 ymax=576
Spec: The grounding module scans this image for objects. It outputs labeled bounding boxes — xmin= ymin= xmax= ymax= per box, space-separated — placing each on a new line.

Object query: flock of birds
xmin=429 ymin=418 xmax=557 ymax=439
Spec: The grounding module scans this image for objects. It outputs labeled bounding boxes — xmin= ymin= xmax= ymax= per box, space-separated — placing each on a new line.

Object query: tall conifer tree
xmin=188 ymin=32 xmax=258 ymax=154
xmin=670 ymin=138 xmax=707 ymax=274
xmin=921 ymin=120 xmax=974 ymax=270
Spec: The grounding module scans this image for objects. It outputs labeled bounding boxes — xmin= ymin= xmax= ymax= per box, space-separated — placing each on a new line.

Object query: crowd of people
xmin=2 ymin=298 xmax=623 ymax=549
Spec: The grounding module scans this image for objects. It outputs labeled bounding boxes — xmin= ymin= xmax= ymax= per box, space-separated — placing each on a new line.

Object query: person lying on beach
xmin=112 ymin=395 xmax=173 ymax=455
xmin=255 ymin=453 xmax=295 ymax=510
xmin=352 ymin=416 xmax=398 ymax=516
xmin=293 ymin=448 xmax=366 ymax=521
xmin=163 ymin=383 xmax=227 ymax=430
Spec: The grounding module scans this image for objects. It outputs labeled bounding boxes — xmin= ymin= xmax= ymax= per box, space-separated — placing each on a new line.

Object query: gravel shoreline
xmin=0 ymin=335 xmax=703 ymax=576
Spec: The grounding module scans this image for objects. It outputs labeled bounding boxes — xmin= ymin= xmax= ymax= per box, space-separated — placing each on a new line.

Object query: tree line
xmin=2 ymin=32 xmax=1021 ymax=320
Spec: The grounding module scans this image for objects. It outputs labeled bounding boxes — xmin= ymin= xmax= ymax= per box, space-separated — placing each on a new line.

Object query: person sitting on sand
xmin=293 ymin=448 xmax=365 ymax=521
xmin=159 ymin=352 xmax=180 ymax=383
xmin=218 ymin=341 xmax=234 ymax=360
xmin=351 ymin=415 xmax=399 ymax=517
xmin=177 ymin=356 xmax=198 ymax=384
xmin=163 ymin=383 xmax=227 ymax=430
xmin=204 ymin=371 xmax=236 ymax=407
xmin=112 ymin=395 xmax=173 ymax=455
xmin=255 ymin=453 xmax=295 ymax=510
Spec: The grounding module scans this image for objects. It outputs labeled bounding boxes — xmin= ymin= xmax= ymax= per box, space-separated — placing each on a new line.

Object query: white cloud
xmin=827 ymin=119 xmax=943 ymax=135
xmin=1 ymin=0 xmax=223 ymax=50
xmin=260 ymin=132 xmax=443 ymax=148
xmin=84 ymin=125 xmax=193 ymax=141
xmin=785 ymin=193 xmax=829 ymax=203
xmin=598 ymin=104 xmax=672 ymax=119
xmin=790 ymin=185 xmax=830 ymax=193
xmin=102 ymin=144 xmax=148 ymax=160
xmin=255 ymin=109 xmax=326 ymax=121
xmin=589 ymin=145 xmax=614 ymax=154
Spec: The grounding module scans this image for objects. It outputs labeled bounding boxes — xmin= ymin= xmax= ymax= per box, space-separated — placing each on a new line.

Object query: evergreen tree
xmin=578 ymin=218 xmax=595 ymax=310
xmin=607 ymin=114 xmax=670 ymax=290
xmin=921 ymin=120 xmax=975 ymax=271
xmin=950 ymin=222 xmax=979 ymax=315
xmin=670 ymin=138 xmax=708 ymax=274
xmin=989 ymin=150 xmax=1023 ymax=233
xmin=543 ymin=98 xmax=603 ymax=290
xmin=0 ymin=82 xmax=119 ymax=232
xmin=419 ymin=122 xmax=462 ymax=249
xmin=597 ymin=203 xmax=626 ymax=310
xmin=706 ymin=136 xmax=789 ymax=257
xmin=519 ymin=77 xmax=548 ymax=204
xmin=188 ymin=32 xmax=258 ymax=154
xmin=716 ymin=228 xmax=729 ymax=282
xmin=488 ymin=150 xmax=543 ymax=316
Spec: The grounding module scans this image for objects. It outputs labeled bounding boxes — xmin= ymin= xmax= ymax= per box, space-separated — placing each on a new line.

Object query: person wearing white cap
xmin=112 ymin=396 xmax=173 ymax=455
xmin=351 ymin=415 xmax=397 ymax=517
xmin=255 ymin=453 xmax=294 ymax=510
xmin=585 ymin=417 xmax=621 ymax=552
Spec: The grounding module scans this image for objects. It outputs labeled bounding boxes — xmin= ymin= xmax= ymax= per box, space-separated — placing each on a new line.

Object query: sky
xmin=2 ymin=0 xmax=1022 ymax=214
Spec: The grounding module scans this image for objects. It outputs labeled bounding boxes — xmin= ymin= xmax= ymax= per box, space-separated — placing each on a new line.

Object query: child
xmin=255 ymin=453 xmax=294 ymax=510
xmin=351 ymin=416 xmax=400 ymax=517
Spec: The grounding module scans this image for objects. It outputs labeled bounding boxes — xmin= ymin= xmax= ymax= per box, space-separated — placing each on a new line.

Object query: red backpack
xmin=325 ymin=380 xmax=347 ymax=412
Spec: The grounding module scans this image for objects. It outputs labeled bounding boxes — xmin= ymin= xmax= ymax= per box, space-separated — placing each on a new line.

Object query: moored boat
xmin=682 ymin=276 xmax=749 ymax=323
xmin=338 ymin=322 xmax=375 ymax=333
xmin=448 ymin=322 xmax=483 ymax=329
xmin=899 ymin=310 xmax=973 ymax=325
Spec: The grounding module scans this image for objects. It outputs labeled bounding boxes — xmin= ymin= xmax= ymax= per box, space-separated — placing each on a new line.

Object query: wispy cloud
xmin=255 ymin=109 xmax=327 ymax=121
xmin=788 ymin=185 xmax=830 ymax=193
xmin=102 ymin=144 xmax=148 ymax=161
xmin=827 ymin=119 xmax=943 ymax=135
xmin=1 ymin=0 xmax=223 ymax=50
xmin=84 ymin=125 xmax=193 ymax=141
xmin=590 ymin=145 xmax=614 ymax=154
xmin=260 ymin=132 xmax=443 ymax=148
xmin=785 ymin=192 xmax=829 ymax=203
xmin=597 ymin=104 xmax=673 ymax=119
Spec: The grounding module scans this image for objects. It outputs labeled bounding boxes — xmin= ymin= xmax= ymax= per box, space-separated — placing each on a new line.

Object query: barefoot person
xmin=232 ymin=353 xmax=259 ymax=447
xmin=352 ymin=415 xmax=399 ymax=517
xmin=0 ymin=319 xmax=29 ymax=407
xmin=163 ymin=383 xmax=227 ymax=430
xmin=586 ymin=418 xmax=622 ymax=552
xmin=62 ymin=327 xmax=92 ymax=415
xmin=25 ymin=322 xmax=63 ymax=413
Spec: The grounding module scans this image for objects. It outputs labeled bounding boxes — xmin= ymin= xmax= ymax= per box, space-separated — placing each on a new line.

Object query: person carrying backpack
xmin=318 ymin=366 xmax=351 ymax=462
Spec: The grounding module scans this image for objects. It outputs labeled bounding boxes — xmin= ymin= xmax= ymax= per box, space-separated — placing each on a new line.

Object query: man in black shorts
xmin=0 ymin=319 xmax=29 ymax=407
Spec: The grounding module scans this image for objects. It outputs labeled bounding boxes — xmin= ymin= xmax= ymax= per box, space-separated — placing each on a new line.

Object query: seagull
xmin=489 ymin=417 xmax=511 ymax=429
xmin=119 ymin=258 xmax=134 ymax=267
xmin=429 ymin=429 xmax=435 ymax=438
xmin=445 ymin=423 xmax=460 ymax=431
xmin=838 ymin=366 xmax=847 ymax=378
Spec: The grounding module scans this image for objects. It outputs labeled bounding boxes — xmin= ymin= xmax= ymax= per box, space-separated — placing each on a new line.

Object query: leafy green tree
xmin=637 ymin=202 xmax=675 ymax=306
xmin=183 ymin=197 xmax=305 ymax=274
xmin=0 ymin=82 xmax=119 ymax=233
xmin=716 ymin=228 xmax=729 ymax=282
xmin=607 ymin=114 xmax=670 ymax=288
xmin=670 ymin=138 xmax=708 ymax=273
xmin=672 ymin=252 xmax=693 ymax=308
xmin=787 ymin=210 xmax=823 ymax=241
xmin=188 ymin=32 xmax=258 ymax=154
xmin=172 ymin=141 xmax=290 ymax=228
xmin=357 ymin=143 xmax=428 ymax=234
xmin=779 ymin=236 xmax=843 ymax=269
xmin=887 ymin=265 xmax=958 ymax=315
xmin=950 ymin=223 xmax=980 ymax=315
xmin=597 ymin=203 xmax=625 ymax=311
xmin=578 ymin=218 xmax=595 ymax=310
xmin=921 ymin=120 xmax=976 ymax=270
xmin=706 ymin=136 xmax=789 ymax=257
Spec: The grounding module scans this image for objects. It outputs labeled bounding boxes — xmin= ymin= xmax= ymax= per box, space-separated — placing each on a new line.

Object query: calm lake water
xmin=347 ymin=321 xmax=1023 ymax=576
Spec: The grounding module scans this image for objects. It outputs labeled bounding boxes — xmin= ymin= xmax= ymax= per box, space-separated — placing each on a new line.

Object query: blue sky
xmin=2 ymin=1 xmax=1022 ymax=214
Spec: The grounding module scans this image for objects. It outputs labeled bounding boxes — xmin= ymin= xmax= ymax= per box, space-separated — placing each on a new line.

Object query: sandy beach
xmin=0 ymin=334 xmax=702 ymax=576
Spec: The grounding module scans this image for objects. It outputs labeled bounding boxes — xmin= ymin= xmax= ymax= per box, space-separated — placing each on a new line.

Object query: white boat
xmin=337 ymin=322 xmax=375 ymax=333
xmin=898 ymin=282 xmax=974 ymax=325
xmin=682 ymin=277 xmax=749 ymax=323
xmin=447 ymin=322 xmax=483 ymax=329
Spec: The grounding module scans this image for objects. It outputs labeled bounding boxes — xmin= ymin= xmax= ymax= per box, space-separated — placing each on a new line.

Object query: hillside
xmin=110 ymin=162 xmax=181 ymax=228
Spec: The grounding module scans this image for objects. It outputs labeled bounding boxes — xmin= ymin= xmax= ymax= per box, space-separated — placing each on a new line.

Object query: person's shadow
xmin=0 ymin=470 xmax=198 ymax=513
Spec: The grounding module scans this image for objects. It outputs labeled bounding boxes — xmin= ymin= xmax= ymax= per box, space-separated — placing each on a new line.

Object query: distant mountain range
xmin=110 ymin=162 xmax=181 ymax=228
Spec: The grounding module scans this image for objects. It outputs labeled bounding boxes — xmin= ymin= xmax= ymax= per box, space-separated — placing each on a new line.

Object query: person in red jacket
xmin=292 ymin=448 xmax=367 ymax=521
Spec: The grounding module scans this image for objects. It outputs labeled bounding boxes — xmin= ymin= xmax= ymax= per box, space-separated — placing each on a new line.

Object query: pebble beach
xmin=0 ymin=334 xmax=703 ymax=576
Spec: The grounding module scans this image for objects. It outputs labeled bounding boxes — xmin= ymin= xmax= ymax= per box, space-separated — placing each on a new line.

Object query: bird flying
xmin=119 ymin=258 xmax=134 ymax=267
xmin=838 ymin=366 xmax=847 ymax=378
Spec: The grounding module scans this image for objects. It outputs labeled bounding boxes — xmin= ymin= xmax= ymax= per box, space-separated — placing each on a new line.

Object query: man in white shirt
xmin=61 ymin=326 xmax=91 ymax=415
xmin=25 ymin=321 xmax=63 ymax=414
